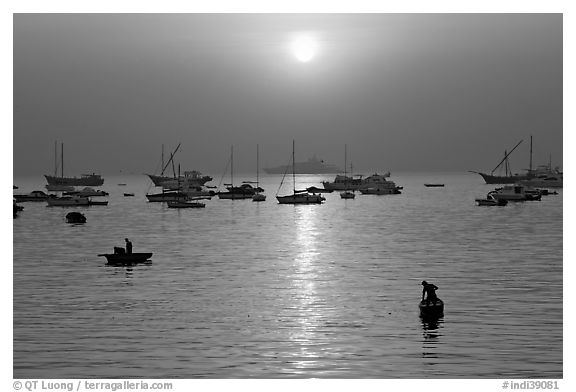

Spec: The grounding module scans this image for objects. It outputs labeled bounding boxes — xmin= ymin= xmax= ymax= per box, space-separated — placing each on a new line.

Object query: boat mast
xmin=491 ymin=140 xmax=523 ymax=175
xmin=61 ymin=142 xmax=64 ymax=178
xmin=529 ymin=135 xmax=533 ymax=173
xmin=256 ymin=144 xmax=260 ymax=192
xmin=161 ymin=144 xmax=164 ymax=176
xmin=54 ymin=141 xmax=57 ymax=176
xmin=292 ymin=140 xmax=296 ymax=194
xmin=344 ymin=144 xmax=348 ymax=191
xmin=230 ymin=145 xmax=234 ymax=190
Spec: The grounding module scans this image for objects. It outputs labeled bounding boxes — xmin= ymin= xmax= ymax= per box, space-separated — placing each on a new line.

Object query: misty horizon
xmin=13 ymin=14 xmax=562 ymax=177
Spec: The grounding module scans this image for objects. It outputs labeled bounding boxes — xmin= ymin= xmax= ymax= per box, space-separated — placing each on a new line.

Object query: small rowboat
xmin=424 ymin=183 xmax=445 ymax=187
xmin=419 ymin=298 xmax=444 ymax=317
xmin=98 ymin=253 xmax=153 ymax=265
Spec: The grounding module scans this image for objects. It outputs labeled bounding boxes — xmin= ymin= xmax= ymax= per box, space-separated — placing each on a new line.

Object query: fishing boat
xmin=45 ymin=142 xmax=104 ymax=186
xmin=424 ymin=183 xmax=445 ymax=187
xmin=276 ymin=141 xmax=325 ymax=204
xmin=46 ymin=196 xmax=90 ymax=206
xmin=98 ymin=252 xmax=153 ymax=265
xmin=419 ymin=299 xmax=444 ymax=318
xmin=252 ymin=144 xmax=266 ymax=202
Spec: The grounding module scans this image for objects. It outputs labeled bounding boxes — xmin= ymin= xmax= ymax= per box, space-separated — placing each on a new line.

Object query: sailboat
xmin=44 ymin=142 xmax=104 ymax=188
xmin=218 ymin=146 xmax=258 ymax=200
xmin=276 ymin=140 xmax=325 ymax=204
xmin=340 ymin=145 xmax=355 ymax=199
xmin=252 ymin=144 xmax=266 ymax=202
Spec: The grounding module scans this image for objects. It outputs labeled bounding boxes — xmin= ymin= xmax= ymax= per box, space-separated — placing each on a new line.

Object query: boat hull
xmin=146 ymin=192 xmax=188 ymax=202
xmin=45 ymin=174 xmax=104 ymax=186
xmin=419 ymin=299 xmax=444 ymax=317
xmin=46 ymin=197 xmax=90 ymax=206
xmin=478 ymin=172 xmax=530 ymax=184
xmin=276 ymin=193 xmax=325 ymax=204
xmin=167 ymin=201 xmax=205 ymax=208
xmin=99 ymin=253 xmax=153 ymax=265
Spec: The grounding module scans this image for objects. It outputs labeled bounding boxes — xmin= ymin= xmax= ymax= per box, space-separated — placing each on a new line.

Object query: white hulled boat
xmin=358 ymin=173 xmax=402 ymax=195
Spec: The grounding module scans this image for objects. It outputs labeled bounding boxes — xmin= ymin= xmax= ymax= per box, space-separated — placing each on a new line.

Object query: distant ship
xmin=264 ymin=155 xmax=341 ymax=174
xmin=44 ymin=173 xmax=104 ymax=187
xmin=45 ymin=142 xmax=104 ymax=187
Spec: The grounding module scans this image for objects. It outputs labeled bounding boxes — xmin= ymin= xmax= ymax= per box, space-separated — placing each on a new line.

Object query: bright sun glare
xmin=291 ymin=35 xmax=318 ymax=63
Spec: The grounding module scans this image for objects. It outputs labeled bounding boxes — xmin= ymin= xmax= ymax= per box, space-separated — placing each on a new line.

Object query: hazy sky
xmin=13 ymin=13 xmax=562 ymax=177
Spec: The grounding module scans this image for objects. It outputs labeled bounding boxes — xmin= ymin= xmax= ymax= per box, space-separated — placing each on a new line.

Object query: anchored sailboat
xmin=276 ymin=140 xmax=325 ymax=204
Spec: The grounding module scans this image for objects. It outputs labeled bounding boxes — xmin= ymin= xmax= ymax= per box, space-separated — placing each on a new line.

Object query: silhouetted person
xmin=421 ymin=281 xmax=438 ymax=305
xmin=125 ymin=238 xmax=133 ymax=254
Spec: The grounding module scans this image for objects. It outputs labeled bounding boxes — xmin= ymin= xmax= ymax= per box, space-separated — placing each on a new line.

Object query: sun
xmin=290 ymin=35 xmax=318 ymax=63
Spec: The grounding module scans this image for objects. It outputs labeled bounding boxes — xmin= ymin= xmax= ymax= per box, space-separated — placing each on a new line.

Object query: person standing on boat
xmin=421 ymin=281 xmax=439 ymax=305
xmin=125 ymin=238 xmax=133 ymax=254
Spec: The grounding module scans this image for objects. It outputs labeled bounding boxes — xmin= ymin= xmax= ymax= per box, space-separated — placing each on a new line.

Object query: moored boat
xmin=167 ymin=200 xmax=205 ymax=208
xmin=475 ymin=192 xmax=508 ymax=206
xmin=46 ymin=196 xmax=90 ymax=206
xmin=64 ymin=187 xmax=109 ymax=197
xmin=146 ymin=190 xmax=189 ymax=202
xmin=276 ymin=141 xmax=326 ymax=205
xmin=13 ymin=190 xmax=52 ymax=202
xmin=490 ymin=184 xmax=541 ymax=202
xmin=358 ymin=173 xmax=401 ymax=195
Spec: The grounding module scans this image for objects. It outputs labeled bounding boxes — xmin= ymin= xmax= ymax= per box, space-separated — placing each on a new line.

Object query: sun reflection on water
xmin=286 ymin=206 xmax=328 ymax=371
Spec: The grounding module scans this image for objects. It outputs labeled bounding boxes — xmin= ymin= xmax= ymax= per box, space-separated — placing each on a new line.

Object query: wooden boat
xmin=419 ymin=298 xmax=444 ymax=317
xmin=424 ymin=183 xmax=445 ymax=187
xmin=124 ymin=193 xmax=135 ymax=197
xmin=45 ymin=142 xmax=104 ymax=186
xmin=98 ymin=252 xmax=153 ymax=265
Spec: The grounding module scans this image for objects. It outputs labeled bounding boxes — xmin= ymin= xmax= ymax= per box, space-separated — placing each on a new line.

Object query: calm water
xmin=13 ymin=172 xmax=562 ymax=378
